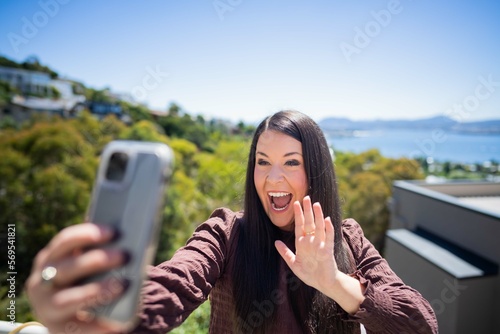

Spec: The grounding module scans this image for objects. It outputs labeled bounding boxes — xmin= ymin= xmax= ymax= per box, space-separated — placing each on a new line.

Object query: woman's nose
xmin=267 ymin=165 xmax=284 ymax=183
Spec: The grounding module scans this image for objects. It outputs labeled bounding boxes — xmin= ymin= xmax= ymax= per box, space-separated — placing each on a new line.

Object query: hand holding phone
xmin=85 ymin=140 xmax=174 ymax=329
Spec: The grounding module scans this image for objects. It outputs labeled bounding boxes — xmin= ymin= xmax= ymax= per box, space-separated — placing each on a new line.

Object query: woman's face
xmin=254 ymin=130 xmax=308 ymax=231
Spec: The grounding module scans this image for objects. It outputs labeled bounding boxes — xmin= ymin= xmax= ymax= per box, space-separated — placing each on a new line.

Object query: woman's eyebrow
xmin=284 ymin=152 xmax=302 ymax=157
xmin=256 ymin=151 xmax=302 ymax=157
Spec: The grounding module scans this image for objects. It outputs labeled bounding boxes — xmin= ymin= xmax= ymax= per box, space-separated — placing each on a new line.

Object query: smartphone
xmin=85 ymin=140 xmax=174 ymax=329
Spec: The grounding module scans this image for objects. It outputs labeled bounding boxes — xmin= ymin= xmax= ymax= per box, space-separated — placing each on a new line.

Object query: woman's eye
xmin=257 ymin=159 xmax=270 ymax=166
xmin=285 ymin=159 xmax=300 ymax=167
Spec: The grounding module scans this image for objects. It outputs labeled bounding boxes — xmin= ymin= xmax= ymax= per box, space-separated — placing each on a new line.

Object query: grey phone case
xmin=85 ymin=140 xmax=174 ymax=328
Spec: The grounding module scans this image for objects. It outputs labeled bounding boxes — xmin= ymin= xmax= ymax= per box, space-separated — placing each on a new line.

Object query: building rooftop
xmin=11 ymin=95 xmax=66 ymax=112
xmin=457 ymin=196 xmax=500 ymax=215
xmin=393 ymin=179 xmax=500 ymax=219
xmin=387 ymin=229 xmax=495 ymax=279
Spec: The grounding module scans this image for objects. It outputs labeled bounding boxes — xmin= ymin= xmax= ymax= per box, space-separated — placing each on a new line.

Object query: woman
xmin=26 ymin=110 xmax=438 ymax=333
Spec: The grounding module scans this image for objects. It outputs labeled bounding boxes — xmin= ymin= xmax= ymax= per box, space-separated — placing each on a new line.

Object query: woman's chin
xmin=269 ymin=213 xmax=294 ymax=231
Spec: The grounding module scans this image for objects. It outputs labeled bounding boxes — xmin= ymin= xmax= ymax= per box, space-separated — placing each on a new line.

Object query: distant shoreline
xmin=325 ymin=128 xmax=500 ymax=165
xmin=323 ymin=128 xmax=500 ymax=137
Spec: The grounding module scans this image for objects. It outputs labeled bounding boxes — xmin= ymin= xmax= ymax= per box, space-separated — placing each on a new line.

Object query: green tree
xmin=170 ymin=300 xmax=211 ymax=334
xmin=0 ymin=116 xmax=99 ymax=297
xmin=157 ymin=113 xmax=211 ymax=150
xmin=168 ymin=102 xmax=181 ymax=117
xmin=335 ymin=149 xmax=423 ymax=251
xmin=85 ymin=87 xmax=114 ymax=103
xmin=0 ymin=55 xmax=58 ymax=78
xmin=0 ymin=79 xmax=19 ymax=108
xmin=169 ymin=138 xmax=198 ymax=177
xmin=0 ymin=115 xmax=18 ymax=130
xmin=157 ymin=169 xmax=207 ymax=261
xmin=120 ymin=101 xmax=153 ymax=122
xmin=70 ymin=111 xmax=126 ymax=154
xmin=22 ymin=55 xmax=58 ymax=78
xmin=120 ymin=119 xmax=168 ymax=143
xmin=195 ymin=140 xmax=247 ymax=210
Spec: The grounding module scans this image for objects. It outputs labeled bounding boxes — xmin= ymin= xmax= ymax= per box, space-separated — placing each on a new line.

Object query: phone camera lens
xmin=106 ymin=152 xmax=128 ymax=181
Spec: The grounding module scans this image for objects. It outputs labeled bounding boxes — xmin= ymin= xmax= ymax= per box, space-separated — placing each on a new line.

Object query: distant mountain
xmin=451 ymin=119 xmax=500 ymax=134
xmin=318 ymin=115 xmax=500 ymax=135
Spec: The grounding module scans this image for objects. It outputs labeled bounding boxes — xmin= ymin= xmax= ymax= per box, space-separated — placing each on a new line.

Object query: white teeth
xmin=269 ymin=192 xmax=290 ymax=197
xmin=269 ymin=192 xmax=291 ymax=211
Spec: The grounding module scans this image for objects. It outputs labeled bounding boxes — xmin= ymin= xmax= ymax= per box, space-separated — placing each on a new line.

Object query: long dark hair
xmin=232 ymin=110 xmax=357 ymax=333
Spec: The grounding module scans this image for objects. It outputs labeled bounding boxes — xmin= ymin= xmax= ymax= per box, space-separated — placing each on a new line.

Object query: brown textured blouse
xmin=133 ymin=208 xmax=438 ymax=333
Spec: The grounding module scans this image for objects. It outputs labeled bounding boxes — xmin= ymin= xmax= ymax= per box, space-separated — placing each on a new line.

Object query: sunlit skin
xmin=254 ymin=130 xmax=308 ymax=231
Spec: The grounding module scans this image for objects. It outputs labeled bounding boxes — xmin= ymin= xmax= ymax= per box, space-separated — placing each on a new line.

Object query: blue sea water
xmin=326 ymin=129 xmax=500 ymax=164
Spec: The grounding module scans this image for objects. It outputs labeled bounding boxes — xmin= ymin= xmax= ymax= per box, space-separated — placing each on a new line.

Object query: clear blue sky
xmin=1 ymin=0 xmax=499 ymax=124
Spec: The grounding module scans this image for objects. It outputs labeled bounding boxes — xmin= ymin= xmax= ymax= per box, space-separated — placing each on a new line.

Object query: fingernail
xmin=97 ymin=225 xmax=115 ymax=239
xmin=122 ymin=250 xmax=132 ymax=264
xmin=122 ymin=278 xmax=131 ymax=291
xmin=111 ymin=227 xmax=122 ymax=242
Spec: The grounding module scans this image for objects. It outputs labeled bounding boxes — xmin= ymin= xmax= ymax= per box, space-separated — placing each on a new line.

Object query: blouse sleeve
xmin=342 ymin=218 xmax=438 ymax=334
xmin=131 ymin=208 xmax=237 ymax=334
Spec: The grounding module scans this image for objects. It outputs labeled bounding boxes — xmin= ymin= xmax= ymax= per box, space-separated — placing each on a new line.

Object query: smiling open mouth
xmin=269 ymin=192 xmax=292 ymax=211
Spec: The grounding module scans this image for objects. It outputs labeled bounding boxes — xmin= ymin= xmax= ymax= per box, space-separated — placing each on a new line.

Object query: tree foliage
xmin=0 ymin=79 xmax=20 ymax=108
xmin=119 ymin=101 xmax=153 ymax=122
xmin=0 ymin=55 xmax=59 ymax=78
xmin=155 ymin=102 xmax=240 ymax=152
xmin=335 ymin=149 xmax=423 ymax=250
